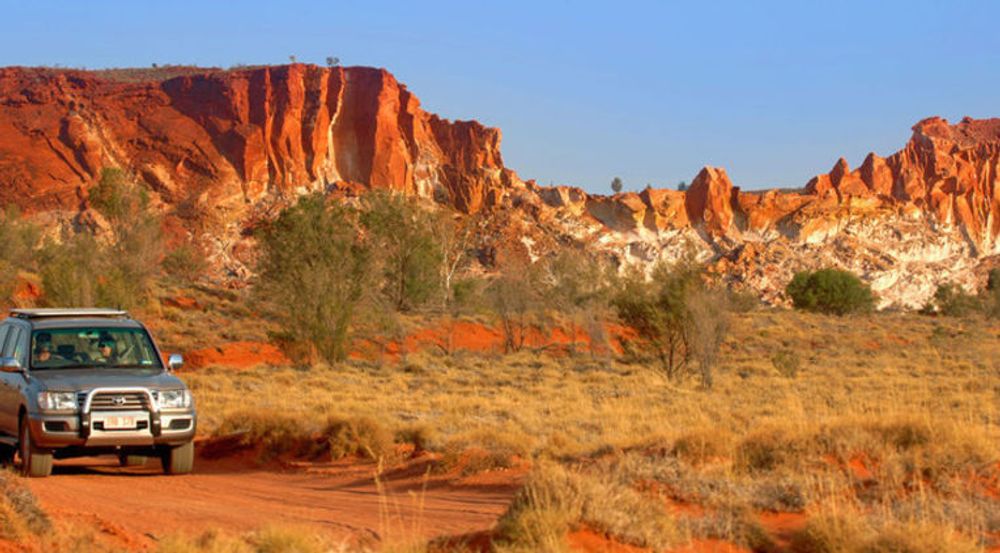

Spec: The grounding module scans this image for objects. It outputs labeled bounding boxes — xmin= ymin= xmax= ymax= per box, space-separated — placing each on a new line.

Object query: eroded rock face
xmin=1 ymin=64 xmax=998 ymax=307
xmin=0 ymin=65 xmax=510 ymax=217
xmin=509 ymin=116 xmax=1000 ymax=307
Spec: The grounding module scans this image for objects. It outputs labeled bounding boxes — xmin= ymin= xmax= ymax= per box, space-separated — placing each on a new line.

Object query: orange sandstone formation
xmin=0 ymin=64 xmax=998 ymax=306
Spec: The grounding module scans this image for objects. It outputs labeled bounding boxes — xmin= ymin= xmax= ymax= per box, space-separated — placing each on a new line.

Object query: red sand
xmin=25 ymin=450 xmax=522 ymax=551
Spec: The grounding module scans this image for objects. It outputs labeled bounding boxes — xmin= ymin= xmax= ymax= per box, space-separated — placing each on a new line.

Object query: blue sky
xmin=3 ymin=1 xmax=998 ymax=193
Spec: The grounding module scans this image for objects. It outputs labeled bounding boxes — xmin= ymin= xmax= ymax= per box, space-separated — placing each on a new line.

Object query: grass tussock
xmin=733 ymin=416 xmax=997 ymax=490
xmin=157 ymin=526 xmax=340 ymax=553
xmin=214 ymin=411 xmax=316 ymax=460
xmin=789 ymin=510 xmax=981 ymax=553
xmin=322 ymin=415 xmax=394 ymax=461
xmin=438 ymin=429 xmax=530 ymax=476
xmin=671 ymin=428 xmax=735 ymax=465
xmin=493 ymin=463 xmax=679 ymax=553
xmin=0 ymin=470 xmax=50 ymax=539
xmin=213 ymin=411 xmax=396 ymax=462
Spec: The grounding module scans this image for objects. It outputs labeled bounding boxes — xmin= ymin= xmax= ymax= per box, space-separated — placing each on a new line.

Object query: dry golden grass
xmin=789 ymin=509 xmax=982 ymax=553
xmin=211 ymin=410 xmax=396 ymax=463
xmin=493 ymin=462 xmax=679 ymax=552
xmin=181 ymin=308 xmax=1000 ymax=549
xmin=189 ymin=310 xmax=999 ymax=459
xmin=157 ymin=526 xmax=346 ymax=553
xmin=0 ymin=469 xmax=50 ymax=540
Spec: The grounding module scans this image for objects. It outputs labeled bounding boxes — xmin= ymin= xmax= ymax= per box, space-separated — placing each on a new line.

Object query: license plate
xmin=102 ymin=416 xmax=137 ymax=430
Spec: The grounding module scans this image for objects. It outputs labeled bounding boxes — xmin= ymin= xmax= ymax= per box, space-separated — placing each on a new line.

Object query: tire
xmin=160 ymin=441 xmax=193 ymax=475
xmin=18 ymin=416 xmax=53 ymax=478
xmin=119 ymin=454 xmax=147 ymax=467
xmin=0 ymin=444 xmax=15 ymax=466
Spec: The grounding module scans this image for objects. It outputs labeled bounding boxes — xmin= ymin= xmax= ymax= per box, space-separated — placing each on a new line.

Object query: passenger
xmin=95 ymin=339 xmax=120 ymax=365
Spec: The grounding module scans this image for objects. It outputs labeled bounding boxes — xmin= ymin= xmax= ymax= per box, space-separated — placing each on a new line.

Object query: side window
xmin=0 ymin=327 xmax=17 ymax=358
xmin=0 ymin=325 xmax=9 ymax=356
xmin=12 ymin=328 xmax=27 ymax=368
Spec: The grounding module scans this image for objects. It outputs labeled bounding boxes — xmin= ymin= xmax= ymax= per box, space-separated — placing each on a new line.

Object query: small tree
xmin=325 ymin=56 xmax=340 ymax=67
xmin=686 ymin=287 xmax=730 ymax=388
xmin=288 ymin=55 xmax=297 ymax=64
xmin=488 ymin=249 xmax=548 ymax=354
xmin=257 ymin=194 xmax=369 ymax=363
xmin=677 ymin=181 xmax=689 ymax=192
xmin=433 ymin=212 xmax=482 ymax=355
xmin=87 ymin=168 xmax=164 ymax=309
xmin=610 ymin=177 xmax=624 ymax=194
xmin=360 ymin=191 xmax=443 ymax=312
xmin=0 ymin=208 xmax=39 ymax=303
xmin=545 ymin=249 xmax=613 ymax=356
xmin=613 ymin=258 xmax=701 ymax=380
xmin=786 ymin=268 xmax=874 ymax=315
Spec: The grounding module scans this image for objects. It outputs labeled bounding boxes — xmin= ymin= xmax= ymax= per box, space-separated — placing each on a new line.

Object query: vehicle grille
xmin=80 ymin=391 xmax=150 ymax=411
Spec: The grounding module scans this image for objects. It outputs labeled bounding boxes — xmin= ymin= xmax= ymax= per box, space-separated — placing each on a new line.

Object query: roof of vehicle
xmin=26 ymin=318 xmax=145 ymax=330
xmin=5 ymin=309 xmax=143 ymax=330
xmin=10 ymin=308 xmax=129 ymax=319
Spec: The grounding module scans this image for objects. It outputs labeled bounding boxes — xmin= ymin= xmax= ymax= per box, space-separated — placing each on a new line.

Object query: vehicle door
xmin=0 ymin=324 xmax=18 ymax=435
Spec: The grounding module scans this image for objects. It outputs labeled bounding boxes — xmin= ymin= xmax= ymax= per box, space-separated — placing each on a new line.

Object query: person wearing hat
xmin=33 ymin=342 xmax=54 ymax=367
xmin=32 ymin=332 xmax=56 ymax=367
xmin=94 ymin=337 xmax=121 ymax=365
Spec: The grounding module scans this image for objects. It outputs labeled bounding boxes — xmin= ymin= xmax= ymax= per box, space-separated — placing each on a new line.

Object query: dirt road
xmin=26 ymin=453 xmax=521 ymax=550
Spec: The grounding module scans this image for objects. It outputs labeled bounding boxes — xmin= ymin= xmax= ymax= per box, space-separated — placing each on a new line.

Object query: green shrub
xmin=256 ymin=194 xmax=369 ymax=363
xmin=786 ymin=268 xmax=874 ymax=315
xmin=984 ymin=269 xmax=1000 ymax=319
xmin=163 ymin=243 xmax=208 ymax=282
xmin=924 ymin=283 xmax=980 ymax=317
xmin=987 ymin=268 xmax=1000 ymax=291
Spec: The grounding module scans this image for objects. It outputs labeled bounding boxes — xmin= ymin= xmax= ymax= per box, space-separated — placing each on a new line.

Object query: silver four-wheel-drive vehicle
xmin=0 ymin=308 xmax=196 ymax=477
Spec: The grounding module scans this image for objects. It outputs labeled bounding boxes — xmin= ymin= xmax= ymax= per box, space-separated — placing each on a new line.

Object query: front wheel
xmin=160 ymin=441 xmax=193 ymax=475
xmin=19 ymin=417 xmax=53 ymax=478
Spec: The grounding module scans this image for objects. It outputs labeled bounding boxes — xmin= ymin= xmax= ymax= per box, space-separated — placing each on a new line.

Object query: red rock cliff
xmin=2 ymin=64 xmax=999 ymax=304
xmin=0 ymin=64 xmax=510 ymax=216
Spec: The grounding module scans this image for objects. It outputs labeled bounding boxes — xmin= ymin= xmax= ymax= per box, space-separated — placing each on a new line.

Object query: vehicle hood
xmin=28 ymin=369 xmax=187 ymax=391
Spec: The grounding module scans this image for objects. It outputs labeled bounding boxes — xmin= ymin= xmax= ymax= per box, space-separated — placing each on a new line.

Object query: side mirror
xmin=0 ymin=357 xmax=22 ymax=373
xmin=167 ymin=354 xmax=184 ymax=371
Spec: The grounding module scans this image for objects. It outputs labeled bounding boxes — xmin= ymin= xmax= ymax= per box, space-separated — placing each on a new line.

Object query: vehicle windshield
xmin=30 ymin=327 xmax=163 ymax=370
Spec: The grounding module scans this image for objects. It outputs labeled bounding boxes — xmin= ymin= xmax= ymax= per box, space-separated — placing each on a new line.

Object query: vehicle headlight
xmin=38 ymin=391 xmax=78 ymax=411
xmin=157 ymin=389 xmax=192 ymax=409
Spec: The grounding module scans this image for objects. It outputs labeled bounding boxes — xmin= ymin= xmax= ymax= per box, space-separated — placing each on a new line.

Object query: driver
xmin=33 ymin=343 xmax=54 ymax=367
xmin=32 ymin=332 xmax=55 ymax=366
